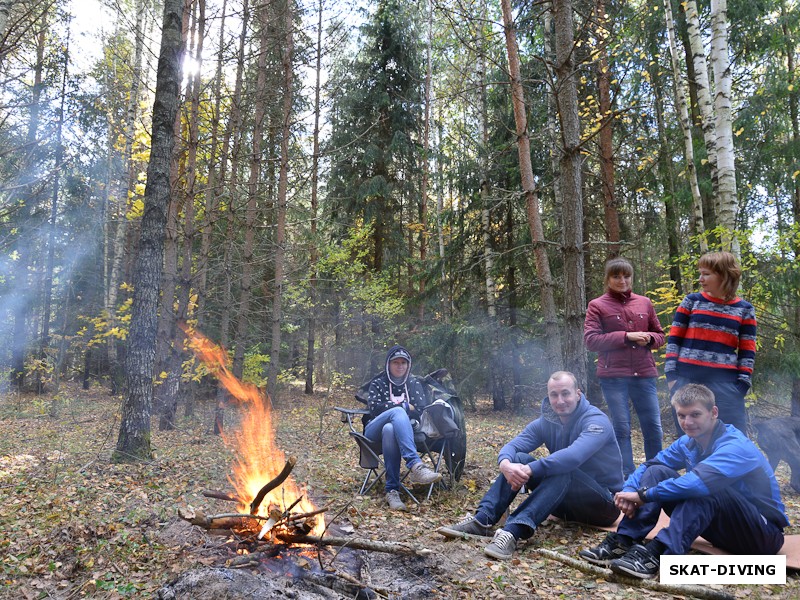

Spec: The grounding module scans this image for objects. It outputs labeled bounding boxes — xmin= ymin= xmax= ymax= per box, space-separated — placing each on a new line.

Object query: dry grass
xmin=1 ymin=380 xmax=798 ymax=599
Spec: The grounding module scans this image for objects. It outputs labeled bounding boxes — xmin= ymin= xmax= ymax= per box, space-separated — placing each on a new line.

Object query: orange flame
xmin=179 ymin=323 xmax=323 ymax=535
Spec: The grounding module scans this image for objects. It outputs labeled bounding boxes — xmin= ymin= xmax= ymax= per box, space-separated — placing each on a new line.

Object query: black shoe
xmin=610 ymin=543 xmax=660 ymax=579
xmin=578 ymin=533 xmax=632 ymax=566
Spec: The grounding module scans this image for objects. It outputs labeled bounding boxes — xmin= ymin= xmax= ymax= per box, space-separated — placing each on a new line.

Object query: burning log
xmin=179 ymin=506 xmax=268 ymax=530
xmin=250 ymin=456 xmax=297 ymax=515
xmin=276 ymin=533 xmax=433 ymax=557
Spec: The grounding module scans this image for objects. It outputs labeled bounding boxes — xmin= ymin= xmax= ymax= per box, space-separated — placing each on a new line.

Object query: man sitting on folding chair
xmin=365 ymin=345 xmax=442 ymax=511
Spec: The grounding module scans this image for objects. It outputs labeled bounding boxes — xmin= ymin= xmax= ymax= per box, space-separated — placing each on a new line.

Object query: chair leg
xmin=359 ymin=467 xmax=385 ymax=496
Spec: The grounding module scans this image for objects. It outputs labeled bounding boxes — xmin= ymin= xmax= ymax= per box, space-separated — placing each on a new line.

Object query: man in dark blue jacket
xmin=438 ymin=371 xmax=623 ymax=560
xmin=580 ymin=383 xmax=788 ymax=579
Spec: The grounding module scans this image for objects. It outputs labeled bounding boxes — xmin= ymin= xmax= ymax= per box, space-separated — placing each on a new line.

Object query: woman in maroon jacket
xmin=584 ymin=258 xmax=666 ymax=477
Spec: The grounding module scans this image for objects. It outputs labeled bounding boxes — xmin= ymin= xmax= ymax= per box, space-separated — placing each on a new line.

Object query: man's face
xmin=675 ymin=402 xmax=718 ymax=439
xmin=389 ymin=358 xmax=409 ymax=379
xmin=547 ymin=376 xmax=580 ymax=420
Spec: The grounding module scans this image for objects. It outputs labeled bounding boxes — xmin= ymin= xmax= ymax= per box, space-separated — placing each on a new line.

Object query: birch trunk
xmin=553 ymin=0 xmax=586 ymax=384
xmin=684 ymin=0 xmax=719 ymax=231
xmin=114 ymin=0 xmax=185 ymax=462
xmin=663 ymin=0 xmax=706 ymax=251
xmin=709 ymin=0 xmax=738 ymax=254
xmin=499 ymin=0 xmax=561 ymax=369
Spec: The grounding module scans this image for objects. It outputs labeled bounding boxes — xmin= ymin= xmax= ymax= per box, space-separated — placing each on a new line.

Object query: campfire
xmin=177 ymin=323 xmax=325 ymax=543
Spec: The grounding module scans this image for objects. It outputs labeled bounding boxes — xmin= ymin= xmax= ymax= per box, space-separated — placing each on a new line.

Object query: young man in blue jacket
xmin=438 ymin=371 xmax=623 ymax=560
xmin=580 ymin=383 xmax=788 ymax=579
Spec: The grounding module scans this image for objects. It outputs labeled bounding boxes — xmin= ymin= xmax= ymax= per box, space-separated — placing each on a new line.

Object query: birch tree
xmin=709 ymin=0 xmax=738 ymax=252
xmin=663 ymin=0 xmax=706 ymax=251
xmin=684 ymin=0 xmax=719 ymax=231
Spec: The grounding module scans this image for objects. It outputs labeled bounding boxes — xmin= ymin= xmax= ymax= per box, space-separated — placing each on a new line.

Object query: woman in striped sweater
xmin=664 ymin=251 xmax=755 ymax=434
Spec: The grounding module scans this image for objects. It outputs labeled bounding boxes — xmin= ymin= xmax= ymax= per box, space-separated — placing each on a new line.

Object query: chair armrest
xmin=333 ymin=406 xmax=370 ymax=427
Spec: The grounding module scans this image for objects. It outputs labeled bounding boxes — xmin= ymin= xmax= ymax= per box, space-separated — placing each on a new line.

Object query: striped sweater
xmin=664 ymin=292 xmax=756 ymax=388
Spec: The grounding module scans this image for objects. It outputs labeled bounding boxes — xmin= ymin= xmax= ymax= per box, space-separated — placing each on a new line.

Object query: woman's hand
xmin=625 ymin=331 xmax=651 ymax=346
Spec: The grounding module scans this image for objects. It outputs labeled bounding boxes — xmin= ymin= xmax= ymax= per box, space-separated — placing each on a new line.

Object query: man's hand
xmin=625 ymin=332 xmax=651 ymax=347
xmin=499 ymin=459 xmax=531 ymax=492
xmin=614 ymin=491 xmax=643 ymax=519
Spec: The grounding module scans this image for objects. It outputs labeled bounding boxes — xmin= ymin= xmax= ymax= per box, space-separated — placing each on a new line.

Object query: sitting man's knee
xmin=513 ymin=451 xmax=535 ymax=464
xmin=639 ymin=463 xmax=679 ymax=486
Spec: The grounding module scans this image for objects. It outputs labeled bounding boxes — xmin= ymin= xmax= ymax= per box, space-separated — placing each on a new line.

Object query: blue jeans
xmin=618 ymin=465 xmax=784 ymax=554
xmin=475 ymin=452 xmax=619 ymax=537
xmin=364 ymin=407 xmax=421 ymax=492
xmin=600 ymin=377 xmax=662 ymax=477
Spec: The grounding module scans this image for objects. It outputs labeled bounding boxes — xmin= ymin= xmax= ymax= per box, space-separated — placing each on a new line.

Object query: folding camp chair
xmin=335 ymin=368 xmax=467 ymax=502
xmin=333 ymin=405 xmax=421 ymax=504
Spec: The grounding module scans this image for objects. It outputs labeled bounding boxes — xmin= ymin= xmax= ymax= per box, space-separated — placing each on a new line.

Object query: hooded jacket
xmin=497 ymin=393 xmax=624 ymax=493
xmin=584 ymin=290 xmax=665 ymax=378
xmin=627 ymin=420 xmax=788 ymax=528
xmin=367 ymin=345 xmax=429 ymax=420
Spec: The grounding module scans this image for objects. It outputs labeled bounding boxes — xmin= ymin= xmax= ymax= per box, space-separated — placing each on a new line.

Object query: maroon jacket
xmin=584 ymin=290 xmax=665 ymax=378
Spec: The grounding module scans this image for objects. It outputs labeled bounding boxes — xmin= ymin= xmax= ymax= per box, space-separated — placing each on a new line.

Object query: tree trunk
xmin=709 ymin=0 xmax=738 ymax=254
xmin=595 ymin=0 xmax=620 ymax=258
xmin=684 ymin=0 xmax=719 ymax=235
xmin=553 ymin=0 xmax=586 ymax=384
xmin=477 ymin=5 xmax=496 ymax=319
xmin=305 ymin=0 xmax=323 ymax=395
xmin=10 ymin=19 xmax=47 ymax=392
xmin=37 ymin=30 xmax=70 ymax=394
xmin=161 ymin=0 xmax=205 ymax=429
xmin=500 ymin=0 xmax=561 ymax=370
xmin=212 ymin=0 xmax=250 ymax=433
xmin=196 ymin=0 xmax=227 ymax=330
xmin=232 ymin=0 xmax=270 ymax=382
xmin=784 ymin=1 xmax=800 ymax=416
xmin=663 ymin=0 xmax=705 ymax=253
xmin=114 ymin=0 xmax=185 ymax=463
xmin=266 ymin=0 xmax=293 ymax=399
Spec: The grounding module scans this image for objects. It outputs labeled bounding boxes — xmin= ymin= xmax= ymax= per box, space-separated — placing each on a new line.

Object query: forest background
xmin=0 ymin=0 xmax=799 ymax=460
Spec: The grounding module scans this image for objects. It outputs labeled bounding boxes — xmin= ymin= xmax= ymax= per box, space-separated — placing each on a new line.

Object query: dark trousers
xmin=617 ymin=465 xmax=784 ymax=555
xmin=476 ymin=452 xmax=620 ymax=537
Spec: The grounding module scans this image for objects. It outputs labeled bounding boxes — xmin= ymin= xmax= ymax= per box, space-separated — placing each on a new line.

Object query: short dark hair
xmin=671 ymin=383 xmax=716 ymax=411
xmin=698 ymin=251 xmax=741 ymax=301
xmin=603 ymin=257 xmax=634 ymax=292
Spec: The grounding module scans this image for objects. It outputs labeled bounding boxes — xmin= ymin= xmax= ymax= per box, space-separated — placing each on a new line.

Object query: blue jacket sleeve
xmin=497 ymin=419 xmax=544 ymax=465
xmin=647 ymin=439 xmax=762 ymax=503
xmin=527 ymin=415 xmax=615 ymax=482
xmin=623 ymin=438 xmax=689 ymax=492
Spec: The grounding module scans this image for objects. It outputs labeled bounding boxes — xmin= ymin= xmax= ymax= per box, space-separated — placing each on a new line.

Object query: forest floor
xmin=1 ymin=380 xmax=798 ymax=599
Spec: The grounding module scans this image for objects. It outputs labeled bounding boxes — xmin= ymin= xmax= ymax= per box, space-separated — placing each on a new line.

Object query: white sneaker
xmin=484 ymin=529 xmax=517 ymax=560
xmin=407 ymin=462 xmax=443 ymax=485
xmin=386 ymin=489 xmax=407 ymax=511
